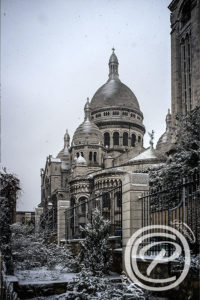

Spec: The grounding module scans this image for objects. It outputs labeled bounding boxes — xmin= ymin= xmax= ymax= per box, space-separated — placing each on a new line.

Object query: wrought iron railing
xmin=65 ymin=183 xmax=122 ymax=241
xmin=140 ymin=171 xmax=200 ymax=256
xmin=39 ymin=204 xmax=57 ymax=236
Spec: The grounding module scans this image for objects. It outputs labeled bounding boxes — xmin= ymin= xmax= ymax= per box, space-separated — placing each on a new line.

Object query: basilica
xmin=36 ymin=49 xmax=166 ymax=244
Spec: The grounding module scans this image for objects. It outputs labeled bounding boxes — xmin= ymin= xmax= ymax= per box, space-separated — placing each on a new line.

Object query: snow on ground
xmin=27 ymin=294 xmax=66 ymax=300
xmin=15 ymin=266 xmax=76 ymax=285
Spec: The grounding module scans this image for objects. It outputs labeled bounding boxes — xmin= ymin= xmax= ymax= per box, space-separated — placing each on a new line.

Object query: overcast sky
xmin=1 ymin=0 xmax=171 ymax=211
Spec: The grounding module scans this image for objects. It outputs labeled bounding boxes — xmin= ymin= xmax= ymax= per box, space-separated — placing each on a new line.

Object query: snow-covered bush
xmin=66 ymin=209 xmax=147 ymax=299
xmin=0 ymin=169 xmax=20 ymax=273
xmin=11 ymin=223 xmax=78 ymax=272
xmin=79 ymin=208 xmax=112 ymax=275
xmin=66 ymin=269 xmax=146 ymax=300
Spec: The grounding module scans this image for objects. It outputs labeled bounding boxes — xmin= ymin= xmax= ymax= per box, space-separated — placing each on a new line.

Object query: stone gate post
xmin=122 ymin=172 xmax=149 ymax=270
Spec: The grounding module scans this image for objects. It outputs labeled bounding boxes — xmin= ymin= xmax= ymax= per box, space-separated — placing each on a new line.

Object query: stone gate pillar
xmin=122 ymin=172 xmax=149 ymax=270
xmin=35 ymin=207 xmax=43 ymax=233
xmin=57 ymin=200 xmax=70 ymax=245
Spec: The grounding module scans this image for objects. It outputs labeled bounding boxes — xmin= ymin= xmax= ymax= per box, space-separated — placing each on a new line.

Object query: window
xmin=104 ymin=132 xmax=110 ymax=147
xmin=70 ymin=198 xmax=75 ymax=207
xmin=122 ymin=111 xmax=128 ymax=116
xmin=181 ymin=34 xmax=192 ymax=114
xmin=94 ymin=152 xmax=97 ymax=162
xmin=123 ymin=132 xmax=128 ymax=146
xmin=138 ymin=136 xmax=141 ymax=143
xmin=113 ymin=132 xmax=119 ymax=146
xmin=76 ymin=152 xmax=79 ymax=158
xmin=89 ymin=152 xmax=92 ymax=161
xmin=79 ymin=197 xmax=87 ymax=213
xmin=96 ymin=113 xmax=101 ymax=118
xmin=131 ymin=113 xmax=135 ymax=118
xmin=81 ymin=152 xmax=84 ymax=157
xmin=181 ymin=1 xmax=191 ymax=28
xmin=113 ymin=111 xmax=119 ymax=115
xmin=131 ymin=134 xmax=136 ymax=147
xmin=104 ymin=112 xmax=110 ymax=116
xmin=115 ymin=192 xmax=122 ymax=208
xmin=102 ymin=193 xmax=110 ymax=209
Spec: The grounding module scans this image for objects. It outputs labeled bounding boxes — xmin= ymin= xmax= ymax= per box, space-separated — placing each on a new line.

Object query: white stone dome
xmin=76 ymin=155 xmax=87 ymax=166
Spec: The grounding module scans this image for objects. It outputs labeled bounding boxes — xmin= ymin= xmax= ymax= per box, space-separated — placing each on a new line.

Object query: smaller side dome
xmin=76 ymin=154 xmax=87 ymax=166
xmin=61 ymin=161 xmax=70 ymax=171
xmin=57 ymin=129 xmax=71 ymax=159
xmin=72 ymin=98 xmax=103 ymax=146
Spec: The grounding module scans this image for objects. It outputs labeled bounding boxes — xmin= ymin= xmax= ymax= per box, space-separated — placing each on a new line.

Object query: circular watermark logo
xmin=125 ymin=225 xmax=191 ymax=291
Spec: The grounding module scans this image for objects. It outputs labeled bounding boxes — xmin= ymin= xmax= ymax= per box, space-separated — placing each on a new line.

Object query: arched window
xmin=123 ymin=132 xmax=128 ymax=146
xmin=76 ymin=152 xmax=79 ymax=158
xmin=138 ymin=136 xmax=141 ymax=143
xmin=115 ymin=191 xmax=122 ymax=208
xmin=70 ymin=198 xmax=75 ymax=207
xmin=102 ymin=193 xmax=111 ymax=209
xmin=181 ymin=0 xmax=191 ymax=28
xmin=79 ymin=197 xmax=87 ymax=213
xmin=113 ymin=132 xmax=119 ymax=146
xmin=131 ymin=134 xmax=136 ymax=147
xmin=94 ymin=152 xmax=97 ymax=162
xmin=89 ymin=152 xmax=92 ymax=161
xmin=104 ymin=132 xmax=110 ymax=147
xmin=81 ymin=152 xmax=84 ymax=157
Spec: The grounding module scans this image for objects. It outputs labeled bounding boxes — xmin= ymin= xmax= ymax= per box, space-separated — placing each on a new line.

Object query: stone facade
xmin=169 ymin=0 xmax=200 ymax=123
xmin=157 ymin=0 xmax=200 ymax=152
xmin=16 ymin=211 xmax=35 ymax=225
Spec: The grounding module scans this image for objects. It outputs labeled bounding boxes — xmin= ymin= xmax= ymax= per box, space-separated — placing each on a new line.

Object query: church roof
xmin=128 ymin=147 xmax=162 ymax=163
xmin=90 ymin=80 xmax=141 ymax=112
xmin=90 ymin=50 xmax=142 ymax=114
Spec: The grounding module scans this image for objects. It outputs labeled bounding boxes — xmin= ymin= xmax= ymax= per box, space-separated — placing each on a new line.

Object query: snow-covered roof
xmin=50 ymin=158 xmax=61 ymax=163
xmin=128 ymin=147 xmax=159 ymax=162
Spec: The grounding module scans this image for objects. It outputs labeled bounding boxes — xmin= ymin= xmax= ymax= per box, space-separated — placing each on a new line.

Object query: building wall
xmin=169 ymin=0 xmax=200 ymax=130
xmin=16 ymin=211 xmax=35 ymax=225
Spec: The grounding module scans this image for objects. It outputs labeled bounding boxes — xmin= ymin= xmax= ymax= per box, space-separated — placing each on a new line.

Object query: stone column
xmin=57 ymin=200 xmax=70 ymax=245
xmin=35 ymin=207 xmax=43 ymax=233
xmin=122 ymin=172 xmax=149 ymax=270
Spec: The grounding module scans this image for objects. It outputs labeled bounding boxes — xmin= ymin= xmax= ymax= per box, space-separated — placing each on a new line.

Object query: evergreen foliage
xmin=150 ymin=107 xmax=200 ymax=188
xmin=66 ymin=209 xmax=146 ymax=299
xmin=79 ymin=208 xmax=112 ymax=275
xmin=0 ymin=169 xmax=20 ymax=273
xmin=11 ymin=223 xmax=78 ymax=272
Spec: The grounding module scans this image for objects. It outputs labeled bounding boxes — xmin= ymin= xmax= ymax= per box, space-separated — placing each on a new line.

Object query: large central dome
xmin=90 ymin=79 xmax=140 ymax=111
xmin=90 ymin=49 xmax=142 ymax=115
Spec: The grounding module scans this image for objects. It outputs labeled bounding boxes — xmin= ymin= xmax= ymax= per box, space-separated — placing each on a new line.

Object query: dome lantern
xmin=108 ymin=48 xmax=119 ymax=80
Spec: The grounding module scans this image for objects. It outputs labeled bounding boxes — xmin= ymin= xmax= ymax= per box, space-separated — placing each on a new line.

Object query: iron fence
xmin=39 ymin=204 xmax=57 ymax=236
xmin=65 ymin=183 xmax=122 ymax=241
xmin=140 ymin=171 xmax=200 ymax=256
